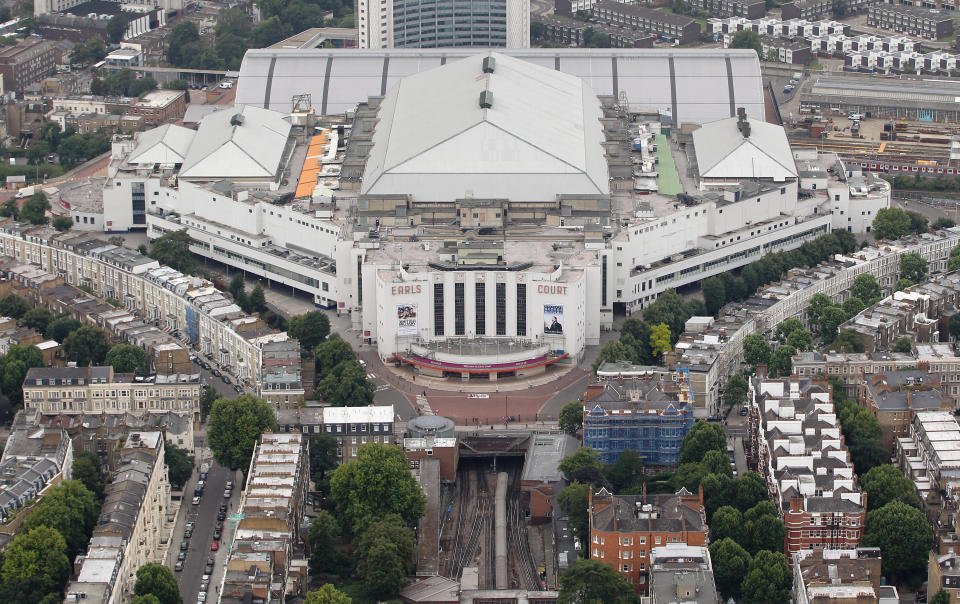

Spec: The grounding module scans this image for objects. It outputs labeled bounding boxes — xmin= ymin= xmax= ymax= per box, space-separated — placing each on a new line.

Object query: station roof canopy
xmin=236 ymin=47 xmax=764 ymax=125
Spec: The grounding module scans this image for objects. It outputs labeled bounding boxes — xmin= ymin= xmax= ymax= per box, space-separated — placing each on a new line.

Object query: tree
xmin=72 ymin=450 xmax=104 ymax=500
xmin=133 ymin=596 xmax=162 ymax=604
xmin=20 ymin=307 xmax=53 ymax=336
xmin=819 ymin=307 xmax=848 ymax=344
xmin=908 ymin=210 xmax=929 ymax=234
xmin=253 ymin=16 xmax=286 ymax=47
xmin=106 ymin=14 xmax=128 ymax=43
xmin=930 ymin=589 xmax=951 ymax=604
xmin=934 ymin=218 xmax=956 ymax=230
xmin=851 ymin=274 xmax=883 ymax=305
xmin=768 ymin=345 xmax=795 ymax=378
xmin=559 ymin=447 xmax=603 ymax=481
xmin=167 ymin=21 xmax=200 ymax=66
xmin=671 ymin=462 xmax=708 ymax=492
xmin=329 ymin=442 xmax=426 ymax=535
xmin=649 ymin=322 xmax=671 ymax=358
xmin=643 ymin=290 xmax=692 ymax=344
xmin=1 ymin=526 xmax=71 ymax=603
xmin=774 ymin=318 xmax=804 ymax=344
xmin=709 ymin=538 xmax=751 ymax=600
xmin=558 ymin=401 xmax=583 ymax=436
xmin=0 ymin=198 xmax=19 ymax=220
xmin=52 ymin=216 xmax=73 ymax=231
xmin=198 ymin=385 xmax=217 ymax=418
xmin=247 ymin=283 xmax=267 ymax=313
xmin=951 ymin=314 xmax=960 ymax=341
xmin=742 ymin=333 xmax=771 ymax=370
xmin=603 ymin=449 xmax=644 ymax=492
xmin=900 ymin=252 xmax=928 ymax=284
xmin=743 ymin=501 xmax=785 ymax=554
xmin=895 ymin=277 xmax=915 ymax=292
xmin=724 ymin=373 xmax=748 ymax=409
xmin=104 ymin=343 xmax=147 ymax=373
xmin=730 ymin=30 xmax=763 ymax=58
xmin=787 ymin=328 xmax=814 ymax=352
xmin=558 ymin=559 xmax=634 ymax=604
xmin=305 ymin=585 xmax=352 ymax=604
xmin=711 ymin=506 xmax=742 ymax=543
xmin=0 ymin=294 xmax=28 ymax=319
xmin=309 ymin=434 xmax=338 ymax=494
xmin=20 ymin=480 xmax=99 ymax=559
xmin=208 ymin=395 xmax=277 ymax=470
xmin=861 ymin=464 xmax=921 ymax=511
xmin=741 ymin=550 xmax=791 ymax=604
xmin=832 ymin=329 xmax=865 ymax=353
xmin=315 ymin=333 xmax=355 ymax=378
xmin=148 ymin=229 xmax=196 ymax=274
xmin=892 ymin=336 xmax=913 ymax=353
xmin=872 ymin=207 xmax=912 ymax=241
xmin=165 ymin=441 xmax=194 ymax=490
xmin=842 ymin=296 xmax=866 ymax=318
xmin=702 ymin=276 xmax=726 ymax=316
xmin=47 ymin=317 xmax=81 ymax=343
xmin=133 ymin=563 xmax=182 ymax=604
xmin=807 ymin=292 xmax=833 ymax=326
xmin=70 ymin=35 xmax=107 ymax=65
xmin=355 ymin=540 xmax=407 ymax=600
xmin=863 ymin=501 xmax=932 ymax=582
xmin=0 ymin=343 xmax=44 ymax=405
xmin=20 ymin=192 xmax=49 ymax=225
xmin=64 ymin=324 xmax=111 ymax=366
xmin=309 ymin=510 xmax=345 ymax=576
xmin=679 ymin=421 xmax=726 ymax=465
xmin=288 ymin=310 xmax=332 ymax=352
xmin=357 ymin=514 xmax=415 ymax=573
xmin=228 ymin=273 xmax=245 ymax=301
xmin=317 ymin=360 xmax=374 ymax=406
xmin=592 ymin=340 xmax=636 ymax=372
xmin=558 ymin=481 xmax=591 ymax=544
xmin=701 ymin=449 xmax=732 ymax=477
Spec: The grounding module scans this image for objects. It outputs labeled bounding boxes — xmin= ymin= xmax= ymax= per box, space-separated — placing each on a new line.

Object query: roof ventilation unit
xmin=479 ymin=90 xmax=493 ymax=109
xmin=482 ymin=56 xmax=495 ymax=73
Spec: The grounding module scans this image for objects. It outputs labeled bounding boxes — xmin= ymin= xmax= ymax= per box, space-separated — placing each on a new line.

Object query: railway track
xmin=506 ymin=467 xmax=542 ymax=591
xmin=447 ymin=467 xmax=493 ymax=585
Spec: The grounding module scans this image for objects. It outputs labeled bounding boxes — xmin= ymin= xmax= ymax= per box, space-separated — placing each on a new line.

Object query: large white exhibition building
xmin=86 ymin=49 xmax=889 ymax=381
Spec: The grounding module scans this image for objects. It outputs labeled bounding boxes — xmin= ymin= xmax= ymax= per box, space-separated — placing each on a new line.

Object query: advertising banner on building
xmin=397 ymin=304 xmax=418 ymax=336
xmin=543 ymin=304 xmax=564 ymax=335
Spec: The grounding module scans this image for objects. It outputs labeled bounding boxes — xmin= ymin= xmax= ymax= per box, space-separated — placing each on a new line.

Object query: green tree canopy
xmin=133 ymin=563 xmax=182 ymax=604
xmin=20 ymin=307 xmax=53 ymax=336
xmin=930 ymin=589 xmax=951 ymax=604
xmin=900 ymin=252 xmax=929 ymax=284
xmin=724 ymin=374 xmax=748 ymax=409
xmin=743 ymin=501 xmax=785 ymax=554
xmin=329 ymin=442 xmax=427 ymax=535
xmin=892 ymin=336 xmax=913 ymax=353
xmin=709 ymin=538 xmax=751 ymax=600
xmin=315 ymin=333 xmax=356 ymax=378
xmin=649 ymin=322 xmax=672 ymax=358
xmin=1 ymin=526 xmax=71 ymax=603
xmin=106 ymin=14 xmax=128 ymax=42
xmin=703 ymin=276 xmax=726 ymax=316
xmin=0 ymin=294 xmax=29 ymax=318
xmin=786 ymin=328 xmax=813 ymax=352
xmin=0 ymin=343 xmax=44 ymax=405
xmin=199 ymin=385 xmax=217 ymax=417
xmin=246 ymin=283 xmax=267 ymax=314
xmin=165 ymin=441 xmax=194 ymax=490
xmin=741 ymin=550 xmax=791 ymax=604
xmin=288 ymin=310 xmax=331 ymax=352
xmin=642 ymin=289 xmax=693 ymax=344
xmin=774 ymin=318 xmax=804 ymax=343
xmin=768 ymin=345 xmax=795 ymax=378
xmin=64 ymin=324 xmax=110 ymax=366
xmin=558 ymin=401 xmax=583 ymax=436
xmin=832 ymin=329 xmax=866 ymax=353
xmin=742 ymin=333 xmax=772 ymax=370
xmin=679 ymin=421 xmax=726 ymax=465
xmin=208 ymin=394 xmax=277 ymax=470
xmin=309 ymin=433 xmax=338 ymax=495
xmin=317 ymin=359 xmax=374 ymax=407
xmin=558 ymin=480 xmax=591 ymax=543
xmin=819 ymin=306 xmax=848 ymax=344
xmin=730 ymin=29 xmax=762 ymax=57
xmin=308 ymin=509 xmax=345 ymax=576
xmin=20 ymin=480 xmax=99 ymax=559
xmin=72 ymin=450 xmax=104 ymax=500
xmin=841 ymin=296 xmax=866 ymax=318
xmin=863 ymin=501 xmax=932 ymax=582
xmin=603 ymin=449 xmax=644 ymax=492
xmin=104 ymin=343 xmax=148 ymax=374
xmin=559 ymin=447 xmax=603 ymax=481
xmin=951 ymin=314 xmax=960 ymax=341
xmin=20 ymin=192 xmax=50 ymax=225
xmin=872 ymin=207 xmax=912 ymax=241
xmin=701 ymin=449 xmax=732 ymax=477
xmin=357 ymin=514 xmax=415 ymax=574
xmin=710 ymin=506 xmax=742 ymax=543
xmin=305 ymin=584 xmax=352 ymax=604
xmin=860 ymin=464 xmax=921 ymax=510
xmin=807 ymin=292 xmax=833 ymax=326
xmin=558 ymin=559 xmax=634 ymax=604
xmin=148 ymin=229 xmax=196 ymax=274
xmin=592 ymin=340 xmax=636 ymax=372
xmin=851 ymin=273 xmax=883 ymax=305
xmin=52 ymin=215 xmax=73 ymax=231
xmin=47 ymin=317 xmax=81 ymax=343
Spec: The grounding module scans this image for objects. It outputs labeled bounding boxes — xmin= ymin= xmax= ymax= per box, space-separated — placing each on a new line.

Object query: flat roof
xmin=323 ymin=405 xmax=393 ymax=424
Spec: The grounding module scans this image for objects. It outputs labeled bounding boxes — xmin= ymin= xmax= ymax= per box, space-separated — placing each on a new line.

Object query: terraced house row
xmin=0 ymin=220 xmax=298 ymax=385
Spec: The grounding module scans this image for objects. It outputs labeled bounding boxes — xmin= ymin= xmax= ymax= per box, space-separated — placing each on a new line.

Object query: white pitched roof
xmin=362 ymin=52 xmax=608 ymax=202
xmin=693 ymin=116 xmax=797 ymax=181
xmin=127 ymin=124 xmax=196 ymax=165
xmin=322 ymin=405 xmax=394 ymax=424
xmin=180 ymin=105 xmax=291 ymax=180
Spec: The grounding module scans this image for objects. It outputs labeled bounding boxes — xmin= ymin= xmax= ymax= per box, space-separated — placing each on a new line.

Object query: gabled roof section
xmin=180 ymin=105 xmax=291 ymax=180
xmin=693 ymin=116 xmax=798 ymax=182
xmin=127 ymin=124 xmax=195 ymax=165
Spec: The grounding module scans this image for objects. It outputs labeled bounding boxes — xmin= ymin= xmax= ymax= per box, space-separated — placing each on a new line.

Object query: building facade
xmin=322 ymin=405 xmax=395 ymax=460
xmin=867 ymin=4 xmax=953 ymax=39
xmin=582 ymin=370 xmax=695 ymax=467
xmin=0 ymin=39 xmax=57 ymax=93
xmin=588 ymin=487 xmax=708 ymax=592
xmin=358 ymin=0 xmax=529 ymax=48
xmin=591 ymin=2 xmax=701 ymax=43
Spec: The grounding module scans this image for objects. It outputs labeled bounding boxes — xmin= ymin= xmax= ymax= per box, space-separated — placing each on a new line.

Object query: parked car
xmin=200 ymin=579 xmax=210 ymax=591
xmin=740 ymin=406 xmax=748 ymax=416
xmin=198 ymin=592 xmax=207 ymax=603
xmin=205 ymin=559 xmax=214 ymax=572
xmin=213 ymin=529 xmax=222 ymax=540
xmin=211 ymin=542 xmax=219 ymax=551
xmin=226 ymin=481 xmax=233 ymax=490
xmin=212 ymin=369 xmax=222 ymax=377
xmin=178 ymin=551 xmax=186 ymax=561
xmin=184 ymin=528 xmax=193 ymax=538
xmin=180 ymin=541 xmax=189 ymax=551
xmin=175 ymin=561 xmax=184 ymax=572
xmin=192 ymin=496 xmax=201 ymax=505
xmin=234 ymin=385 xmax=244 ymax=393
xmin=224 ymin=489 xmax=232 ymax=498
xmin=215 ymin=521 xmax=223 ymax=530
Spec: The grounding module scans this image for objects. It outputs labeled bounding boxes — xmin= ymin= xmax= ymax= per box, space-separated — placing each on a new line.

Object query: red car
xmin=210 ymin=542 xmax=219 ymax=551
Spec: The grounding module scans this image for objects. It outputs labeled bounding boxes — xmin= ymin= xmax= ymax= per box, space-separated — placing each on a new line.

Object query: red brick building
xmin=0 ymin=39 xmax=57 ymax=94
xmin=588 ymin=486 xmax=708 ymax=592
